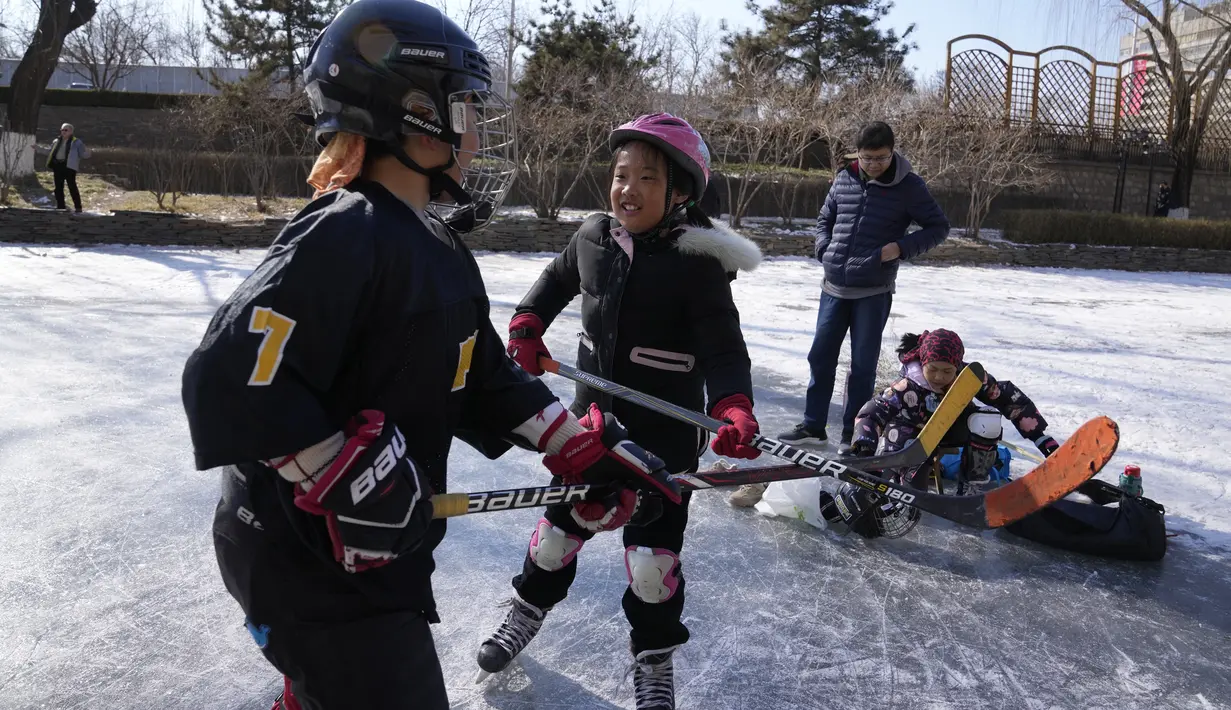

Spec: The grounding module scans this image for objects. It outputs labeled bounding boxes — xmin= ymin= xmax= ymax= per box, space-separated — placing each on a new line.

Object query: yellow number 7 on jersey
xmin=248 ymin=306 xmax=297 ymax=386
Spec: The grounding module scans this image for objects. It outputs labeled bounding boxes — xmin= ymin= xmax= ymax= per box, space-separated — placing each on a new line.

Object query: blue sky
xmin=651 ymin=0 xmax=1131 ymax=77
xmin=5 ymin=0 xmax=1132 ymax=75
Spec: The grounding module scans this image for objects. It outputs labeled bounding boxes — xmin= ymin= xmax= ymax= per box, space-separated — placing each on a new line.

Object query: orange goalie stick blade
xmin=984 ymin=416 xmax=1120 ymax=528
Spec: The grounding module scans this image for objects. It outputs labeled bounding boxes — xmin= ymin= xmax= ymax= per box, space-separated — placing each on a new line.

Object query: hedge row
xmin=1001 ymin=209 xmax=1231 ymax=250
xmin=0 ymin=87 xmax=198 ymax=110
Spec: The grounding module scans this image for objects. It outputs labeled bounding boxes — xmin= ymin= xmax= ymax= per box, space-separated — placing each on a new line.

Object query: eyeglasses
xmin=858 ymin=154 xmax=892 ymax=165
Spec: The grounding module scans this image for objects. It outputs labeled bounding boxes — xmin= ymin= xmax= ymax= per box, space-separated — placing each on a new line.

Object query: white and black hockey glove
xmin=286 ymin=411 xmax=434 ymax=573
xmin=542 ymin=403 xmax=681 ymax=532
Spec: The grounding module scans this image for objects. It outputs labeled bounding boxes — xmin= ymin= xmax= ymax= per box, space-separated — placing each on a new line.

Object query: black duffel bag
xmin=1003 ymin=479 xmax=1167 ymax=561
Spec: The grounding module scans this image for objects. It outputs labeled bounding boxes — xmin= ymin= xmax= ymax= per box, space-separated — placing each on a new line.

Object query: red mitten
xmin=508 ymin=312 xmax=551 ymax=376
xmin=710 ymin=394 xmax=761 ymax=460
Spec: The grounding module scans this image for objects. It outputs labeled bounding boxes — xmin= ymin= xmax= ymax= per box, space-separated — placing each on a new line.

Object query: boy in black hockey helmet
xmin=181 ymin=2 xmax=679 ymax=708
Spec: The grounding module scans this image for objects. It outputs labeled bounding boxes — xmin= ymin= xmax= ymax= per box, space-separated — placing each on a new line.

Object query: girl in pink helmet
xmin=476 ymin=113 xmax=763 ymax=708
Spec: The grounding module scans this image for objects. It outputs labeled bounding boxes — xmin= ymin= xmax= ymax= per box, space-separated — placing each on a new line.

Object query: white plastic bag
xmin=754 ymin=478 xmax=830 ymax=530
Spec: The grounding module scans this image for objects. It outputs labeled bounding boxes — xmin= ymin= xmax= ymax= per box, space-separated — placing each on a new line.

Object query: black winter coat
xmin=517 ymin=215 xmax=762 ymax=471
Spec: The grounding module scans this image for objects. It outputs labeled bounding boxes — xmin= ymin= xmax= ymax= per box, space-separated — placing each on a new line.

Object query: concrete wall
xmin=2 ymin=207 xmax=1229 ymax=274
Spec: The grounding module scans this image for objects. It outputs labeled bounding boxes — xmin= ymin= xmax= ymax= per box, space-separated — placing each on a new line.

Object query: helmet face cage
xmin=429 ymin=87 xmax=517 ymax=230
xmin=875 ymin=500 xmax=921 ymax=539
xmin=299 ymin=0 xmax=515 ymax=231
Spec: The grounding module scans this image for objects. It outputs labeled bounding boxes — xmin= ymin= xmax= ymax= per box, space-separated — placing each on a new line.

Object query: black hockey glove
xmin=292 ymin=411 xmax=434 ymax=573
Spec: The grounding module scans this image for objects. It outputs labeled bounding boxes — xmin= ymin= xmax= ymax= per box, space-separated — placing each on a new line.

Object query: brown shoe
xmin=727 ymin=483 xmax=768 ymax=508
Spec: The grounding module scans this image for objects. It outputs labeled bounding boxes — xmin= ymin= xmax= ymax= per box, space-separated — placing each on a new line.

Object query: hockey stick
xmin=428 ymin=418 xmax=1119 ymax=527
xmin=542 ymin=356 xmax=983 ymax=476
xmin=541 ymin=357 xmax=985 ymax=473
xmin=1000 ymin=439 xmax=1046 ymax=464
xmin=539 ymin=357 xmax=1121 ymax=529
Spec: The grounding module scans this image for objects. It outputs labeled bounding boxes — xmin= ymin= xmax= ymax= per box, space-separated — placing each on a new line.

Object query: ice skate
xmin=631 ymin=645 xmax=679 ymax=710
xmin=474 ymin=598 xmax=551 ymax=682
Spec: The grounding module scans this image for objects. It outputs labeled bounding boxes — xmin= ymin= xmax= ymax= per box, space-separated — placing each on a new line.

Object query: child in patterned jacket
xmin=851 ymin=328 xmax=1059 ymax=488
xmin=818 ymin=328 xmax=1063 ymax=538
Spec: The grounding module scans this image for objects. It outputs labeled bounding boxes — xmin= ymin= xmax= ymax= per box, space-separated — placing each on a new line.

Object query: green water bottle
xmin=1119 ymin=464 xmax=1143 ymax=497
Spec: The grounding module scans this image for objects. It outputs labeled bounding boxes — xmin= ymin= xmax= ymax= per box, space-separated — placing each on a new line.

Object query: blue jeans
xmin=802 ymin=291 xmax=894 ymax=441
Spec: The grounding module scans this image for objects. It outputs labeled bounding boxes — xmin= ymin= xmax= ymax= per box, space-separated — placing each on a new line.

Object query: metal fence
xmin=944 ymin=34 xmax=1231 ymax=170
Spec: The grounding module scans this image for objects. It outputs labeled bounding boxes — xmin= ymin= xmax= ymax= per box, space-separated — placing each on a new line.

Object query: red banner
xmin=1123 ymin=57 xmax=1148 ymax=116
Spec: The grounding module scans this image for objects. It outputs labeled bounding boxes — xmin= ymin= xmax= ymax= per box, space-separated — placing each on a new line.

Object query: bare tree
xmin=695 ymin=56 xmax=818 ymax=228
xmin=956 ymin=119 xmax=1050 ymax=237
xmin=625 ymin=7 xmax=719 ymax=113
xmin=159 ymin=13 xmax=212 ymax=69
xmin=905 ymin=101 xmax=1050 ymax=237
xmin=629 ymin=0 xmax=675 ymax=96
xmin=432 ymin=0 xmax=508 ymax=62
xmin=1126 ymin=0 xmax=1231 ymax=216
xmin=143 ymin=103 xmax=205 ymax=209
xmin=0 ymin=0 xmax=30 ymax=57
xmin=515 ymin=63 xmax=651 ymax=219
xmin=5 ymin=0 xmax=98 ymax=134
xmin=673 ymin=13 xmax=719 ymax=103
xmin=1040 ymin=0 xmax=1231 ymax=215
xmin=199 ymin=76 xmax=306 ymax=211
xmin=61 ymin=0 xmax=166 ymax=89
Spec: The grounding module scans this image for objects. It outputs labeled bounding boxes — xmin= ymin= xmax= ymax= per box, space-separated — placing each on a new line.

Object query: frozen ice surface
xmin=0 ymin=245 xmax=1228 ymax=709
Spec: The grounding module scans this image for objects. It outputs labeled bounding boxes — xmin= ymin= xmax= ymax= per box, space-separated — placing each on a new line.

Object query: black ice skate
xmin=631 ymin=645 xmax=680 ymax=709
xmin=474 ymin=597 xmax=551 ymax=682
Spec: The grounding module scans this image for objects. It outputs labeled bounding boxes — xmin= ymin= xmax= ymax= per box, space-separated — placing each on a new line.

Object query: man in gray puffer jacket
xmin=46 ymin=123 xmax=90 ymax=212
xmin=780 ymin=121 xmax=949 ymax=453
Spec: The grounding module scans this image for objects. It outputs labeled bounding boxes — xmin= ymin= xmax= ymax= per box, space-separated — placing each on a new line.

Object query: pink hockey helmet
xmin=609 ymin=113 xmax=712 ymax=200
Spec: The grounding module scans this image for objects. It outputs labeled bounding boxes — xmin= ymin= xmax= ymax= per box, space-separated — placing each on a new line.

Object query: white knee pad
xmin=528 ymin=518 xmax=583 ymax=572
xmin=967 ymin=410 xmax=1003 ymax=441
xmin=624 ymin=546 xmax=680 ymax=604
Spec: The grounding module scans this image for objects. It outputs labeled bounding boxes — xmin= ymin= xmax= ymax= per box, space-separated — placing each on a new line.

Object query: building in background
xmin=1119 ymin=1 xmax=1230 ymax=64
xmin=0 ymin=59 xmax=250 ymax=94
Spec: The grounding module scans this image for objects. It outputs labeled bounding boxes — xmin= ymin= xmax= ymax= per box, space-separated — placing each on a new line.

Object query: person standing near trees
xmin=46 ymin=123 xmax=89 ymax=212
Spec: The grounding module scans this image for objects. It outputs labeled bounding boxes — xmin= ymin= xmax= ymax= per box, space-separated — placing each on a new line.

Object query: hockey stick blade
xmin=982 ymin=415 xmax=1119 ymax=527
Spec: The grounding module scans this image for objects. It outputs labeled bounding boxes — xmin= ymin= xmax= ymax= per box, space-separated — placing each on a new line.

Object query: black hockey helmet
xmin=301 ymin=0 xmax=516 ymax=231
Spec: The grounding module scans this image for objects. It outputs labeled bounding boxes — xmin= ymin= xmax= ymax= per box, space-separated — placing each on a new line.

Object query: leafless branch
xmin=694 ymin=56 xmax=820 ymax=227
xmin=514 ymin=63 xmax=652 ymax=219
xmin=196 ymin=77 xmax=307 ymax=210
xmin=432 ymin=0 xmax=509 ymax=64
xmin=61 ymin=0 xmax=167 ymax=89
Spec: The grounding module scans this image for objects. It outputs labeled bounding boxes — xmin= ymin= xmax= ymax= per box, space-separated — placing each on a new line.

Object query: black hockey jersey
xmin=182 ymin=180 xmax=555 ymax=618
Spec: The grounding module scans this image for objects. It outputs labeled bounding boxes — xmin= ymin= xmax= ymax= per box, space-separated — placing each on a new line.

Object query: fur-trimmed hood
xmin=674 ymin=221 xmax=762 ymax=273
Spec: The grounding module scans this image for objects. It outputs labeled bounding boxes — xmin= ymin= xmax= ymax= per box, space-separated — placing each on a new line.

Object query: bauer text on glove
xmin=274 ymin=411 xmax=434 ymax=573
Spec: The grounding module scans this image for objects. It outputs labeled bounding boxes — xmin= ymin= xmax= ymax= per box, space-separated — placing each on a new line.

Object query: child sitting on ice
xmin=820 ymin=328 xmax=1060 ymax=538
